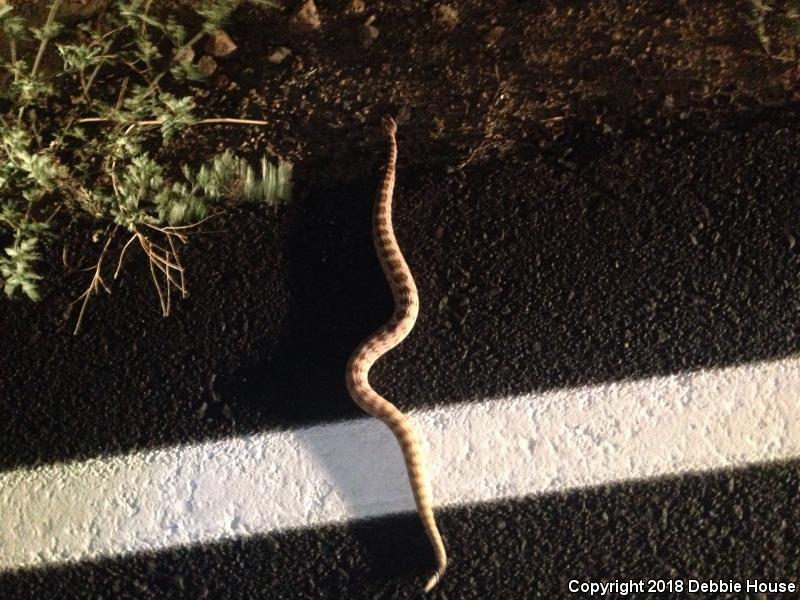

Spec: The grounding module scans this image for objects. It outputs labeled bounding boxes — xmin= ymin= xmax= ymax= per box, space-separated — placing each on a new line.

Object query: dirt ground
xmin=170 ymin=0 xmax=800 ymax=183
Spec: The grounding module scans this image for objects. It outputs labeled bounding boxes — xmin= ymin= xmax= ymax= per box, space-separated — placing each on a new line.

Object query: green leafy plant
xmin=0 ymin=0 xmax=290 ymax=333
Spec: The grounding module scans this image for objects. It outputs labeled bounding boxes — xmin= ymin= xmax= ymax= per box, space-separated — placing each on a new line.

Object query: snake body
xmin=345 ymin=116 xmax=447 ymax=592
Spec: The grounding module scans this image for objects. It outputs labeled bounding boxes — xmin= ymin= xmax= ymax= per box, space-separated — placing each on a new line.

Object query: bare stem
xmin=79 ymin=68 xmax=88 ymax=98
xmin=18 ymin=0 xmax=63 ymax=123
xmin=113 ymin=229 xmax=190 ymax=318
xmin=30 ymin=0 xmax=63 ymax=79
xmin=114 ymin=232 xmax=138 ymax=279
xmin=184 ymin=29 xmax=207 ymax=53
xmin=142 ymin=213 xmax=218 ymax=232
xmin=115 ymin=76 xmax=130 ymax=110
xmin=76 ymin=117 xmax=268 ymax=127
xmin=71 ymin=226 xmax=115 ymax=335
xmin=165 ymin=231 xmax=187 ymax=299
xmin=141 ymin=0 xmax=154 ymax=35
xmin=84 ymin=34 xmax=120 ymax=98
xmin=147 ymin=250 xmax=167 ymax=316
xmin=10 ymin=40 xmax=18 ymax=82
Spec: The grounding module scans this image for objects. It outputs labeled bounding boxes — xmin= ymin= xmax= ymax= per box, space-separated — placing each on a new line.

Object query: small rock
xmin=359 ymin=21 xmax=379 ymax=48
xmin=344 ymin=0 xmax=365 ymax=15
xmin=205 ymin=30 xmax=237 ymax=57
xmin=483 ymin=25 xmax=505 ymax=45
xmin=173 ymin=46 xmax=195 ymax=65
xmin=196 ymin=55 xmax=217 ymax=77
xmin=266 ymin=46 xmax=292 ymax=64
xmin=289 ymin=0 xmax=321 ymax=32
xmin=432 ymin=3 xmax=459 ymax=31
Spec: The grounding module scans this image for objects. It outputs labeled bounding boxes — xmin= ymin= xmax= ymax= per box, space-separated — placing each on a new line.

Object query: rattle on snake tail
xmin=345 ymin=116 xmax=447 ymax=593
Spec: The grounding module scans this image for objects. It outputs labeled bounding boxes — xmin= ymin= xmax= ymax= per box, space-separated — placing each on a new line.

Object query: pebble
xmin=173 ymin=46 xmax=195 ymax=65
xmin=483 ymin=25 xmax=505 ymax=45
xmin=344 ymin=0 xmax=366 ymax=15
xmin=359 ymin=21 xmax=380 ymax=48
xmin=204 ymin=30 xmax=238 ymax=57
xmin=290 ymin=0 xmax=321 ymax=32
xmin=432 ymin=3 xmax=459 ymax=31
xmin=196 ymin=55 xmax=217 ymax=77
xmin=266 ymin=46 xmax=292 ymax=64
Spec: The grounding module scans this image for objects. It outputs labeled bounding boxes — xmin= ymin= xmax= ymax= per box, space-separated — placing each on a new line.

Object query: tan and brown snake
xmin=345 ymin=116 xmax=447 ymax=592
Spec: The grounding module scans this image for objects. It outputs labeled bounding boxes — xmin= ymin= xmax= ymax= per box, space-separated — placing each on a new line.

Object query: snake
xmin=345 ymin=116 xmax=448 ymax=593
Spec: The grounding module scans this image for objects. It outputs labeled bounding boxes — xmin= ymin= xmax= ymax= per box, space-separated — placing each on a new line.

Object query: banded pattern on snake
xmin=345 ymin=116 xmax=448 ymax=593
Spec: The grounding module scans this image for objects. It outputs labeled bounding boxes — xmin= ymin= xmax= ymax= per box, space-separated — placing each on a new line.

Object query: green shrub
xmin=0 ymin=0 xmax=290 ymax=332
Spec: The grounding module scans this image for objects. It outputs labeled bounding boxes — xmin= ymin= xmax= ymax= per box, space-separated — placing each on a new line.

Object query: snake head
xmin=382 ymin=115 xmax=397 ymax=137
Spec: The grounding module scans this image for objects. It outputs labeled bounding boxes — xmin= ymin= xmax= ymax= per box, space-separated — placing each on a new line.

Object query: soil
xmin=3 ymin=0 xmax=800 ymax=470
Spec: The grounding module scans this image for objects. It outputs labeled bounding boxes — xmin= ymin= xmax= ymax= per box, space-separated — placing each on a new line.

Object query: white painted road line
xmin=2 ymin=356 xmax=799 ymax=572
